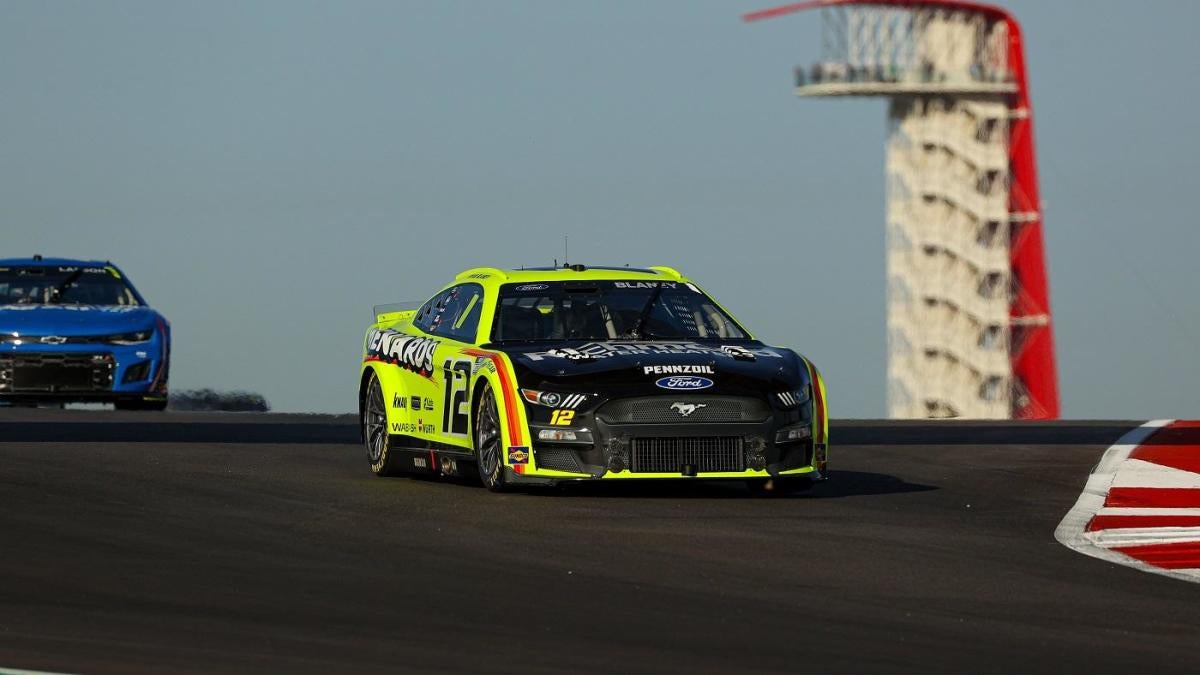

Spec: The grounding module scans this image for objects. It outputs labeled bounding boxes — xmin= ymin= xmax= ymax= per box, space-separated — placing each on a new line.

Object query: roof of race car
xmin=372 ymin=266 xmax=696 ymax=323
xmin=453 ymin=265 xmax=688 ymax=286
xmin=0 ymin=256 xmax=113 ymax=268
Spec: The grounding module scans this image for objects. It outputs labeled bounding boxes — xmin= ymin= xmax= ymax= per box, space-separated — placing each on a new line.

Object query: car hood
xmin=498 ymin=340 xmax=806 ymax=394
xmin=0 ymin=305 xmax=160 ymax=336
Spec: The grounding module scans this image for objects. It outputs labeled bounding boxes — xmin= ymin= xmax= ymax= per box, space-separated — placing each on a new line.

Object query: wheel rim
xmin=365 ymin=376 xmax=387 ymax=463
xmin=476 ymin=387 xmax=501 ymax=483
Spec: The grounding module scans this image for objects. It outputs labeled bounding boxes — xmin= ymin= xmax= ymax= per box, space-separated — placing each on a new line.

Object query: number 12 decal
xmin=442 ymin=358 xmax=471 ymax=436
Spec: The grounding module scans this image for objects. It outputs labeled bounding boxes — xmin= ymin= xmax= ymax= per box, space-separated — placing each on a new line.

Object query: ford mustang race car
xmin=0 ymin=256 xmax=170 ymax=410
xmin=358 ymin=265 xmax=827 ymax=491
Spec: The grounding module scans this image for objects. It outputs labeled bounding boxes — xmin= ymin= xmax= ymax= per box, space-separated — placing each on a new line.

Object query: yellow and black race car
xmin=357 ymin=264 xmax=827 ymax=492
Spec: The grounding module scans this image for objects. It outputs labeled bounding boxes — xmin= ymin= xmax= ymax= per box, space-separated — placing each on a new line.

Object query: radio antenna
xmin=564 ymin=234 xmax=569 ymax=266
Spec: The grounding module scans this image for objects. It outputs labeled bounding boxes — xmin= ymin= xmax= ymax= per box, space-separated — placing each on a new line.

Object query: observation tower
xmin=745 ymin=0 xmax=1059 ymax=419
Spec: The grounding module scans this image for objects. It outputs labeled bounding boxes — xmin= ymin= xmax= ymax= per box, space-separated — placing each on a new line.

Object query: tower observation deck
xmin=746 ymin=0 xmax=1059 ymax=419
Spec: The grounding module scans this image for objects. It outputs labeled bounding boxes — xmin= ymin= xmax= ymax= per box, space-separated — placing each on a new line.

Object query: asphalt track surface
xmin=2 ymin=411 xmax=1199 ymax=674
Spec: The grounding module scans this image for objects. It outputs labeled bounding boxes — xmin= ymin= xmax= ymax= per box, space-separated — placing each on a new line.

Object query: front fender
xmin=800 ymin=357 xmax=829 ymax=474
xmin=463 ymin=349 xmax=530 ymax=462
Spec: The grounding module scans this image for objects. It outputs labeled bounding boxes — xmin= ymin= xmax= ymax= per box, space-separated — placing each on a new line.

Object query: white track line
xmin=1094 ymin=507 xmax=1200 ymax=517
xmin=1111 ymin=458 xmax=1200 ymax=489
xmin=1086 ymin=527 xmax=1200 ymax=547
xmin=1053 ymin=419 xmax=1200 ymax=583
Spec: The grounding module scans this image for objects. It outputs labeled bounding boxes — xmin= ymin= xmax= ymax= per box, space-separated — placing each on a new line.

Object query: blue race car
xmin=0 ymin=256 xmax=170 ymax=410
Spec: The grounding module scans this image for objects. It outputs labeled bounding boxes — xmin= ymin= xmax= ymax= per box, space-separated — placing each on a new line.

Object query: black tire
xmin=364 ymin=372 xmax=406 ymax=477
xmin=474 ymin=383 xmax=508 ymax=492
xmin=745 ymin=476 xmax=814 ymax=497
xmin=115 ymin=398 xmax=168 ymax=411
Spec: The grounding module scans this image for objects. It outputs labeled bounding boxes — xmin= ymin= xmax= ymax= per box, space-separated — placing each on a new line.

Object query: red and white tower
xmin=746 ymin=0 xmax=1059 ymax=419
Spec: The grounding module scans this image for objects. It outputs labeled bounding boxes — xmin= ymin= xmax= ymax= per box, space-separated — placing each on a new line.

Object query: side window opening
xmin=429 ymin=284 xmax=485 ymax=343
xmin=413 ymin=292 xmax=445 ymax=333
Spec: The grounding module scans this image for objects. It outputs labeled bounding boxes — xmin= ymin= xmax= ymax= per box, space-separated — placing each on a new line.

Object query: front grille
xmin=0 ymin=335 xmax=109 ymax=345
xmin=597 ymin=396 xmax=770 ymax=424
xmin=0 ymin=353 xmax=115 ymax=393
xmin=630 ymin=437 xmax=745 ymax=473
xmin=534 ymin=446 xmax=587 ymax=474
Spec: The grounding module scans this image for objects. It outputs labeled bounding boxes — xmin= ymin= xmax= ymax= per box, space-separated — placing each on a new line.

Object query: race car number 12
xmin=442 ymin=359 xmax=471 ymax=436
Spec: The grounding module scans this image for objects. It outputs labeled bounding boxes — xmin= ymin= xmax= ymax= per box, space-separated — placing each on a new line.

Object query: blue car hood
xmin=0 ymin=305 xmax=159 ymax=336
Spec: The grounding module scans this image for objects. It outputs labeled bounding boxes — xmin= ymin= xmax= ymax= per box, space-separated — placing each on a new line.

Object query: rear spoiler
xmin=372 ymin=301 xmax=422 ymax=325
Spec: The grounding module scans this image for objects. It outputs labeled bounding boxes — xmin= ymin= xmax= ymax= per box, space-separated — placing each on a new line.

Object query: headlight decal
xmin=773 ymin=384 xmax=810 ymax=409
xmin=109 ymin=330 xmax=153 ymax=345
xmin=520 ymin=389 xmax=588 ymax=409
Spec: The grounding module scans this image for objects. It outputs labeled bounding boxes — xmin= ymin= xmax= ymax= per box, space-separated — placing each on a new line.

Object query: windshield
xmin=491 ymin=280 xmax=748 ymax=343
xmin=0 ymin=266 xmax=142 ymax=306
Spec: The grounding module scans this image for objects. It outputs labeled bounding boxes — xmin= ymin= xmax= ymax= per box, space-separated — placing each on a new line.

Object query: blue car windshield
xmin=492 ymin=280 xmax=748 ymax=342
xmin=0 ymin=266 xmax=142 ymax=306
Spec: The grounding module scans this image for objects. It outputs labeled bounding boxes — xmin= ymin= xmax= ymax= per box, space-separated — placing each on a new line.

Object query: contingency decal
xmin=524 ymin=342 xmax=784 ymax=362
xmin=391 ymin=420 xmax=436 ymax=435
xmin=365 ymin=329 xmax=439 ymax=378
xmin=642 ymin=365 xmax=714 ymax=375
xmin=612 ymin=281 xmax=693 ymax=290
xmin=1056 ymin=420 xmax=1200 ymax=583
xmin=471 ymin=355 xmax=497 ymax=376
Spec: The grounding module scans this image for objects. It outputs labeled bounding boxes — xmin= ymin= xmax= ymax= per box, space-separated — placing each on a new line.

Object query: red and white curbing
xmin=1056 ymin=419 xmax=1200 ymax=582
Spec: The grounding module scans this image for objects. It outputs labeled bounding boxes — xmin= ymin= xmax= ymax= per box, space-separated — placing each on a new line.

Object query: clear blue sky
xmin=3 ymin=0 xmax=1198 ymax=417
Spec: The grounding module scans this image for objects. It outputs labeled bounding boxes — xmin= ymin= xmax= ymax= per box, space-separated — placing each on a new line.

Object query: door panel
xmin=434 ymin=345 xmax=474 ymax=449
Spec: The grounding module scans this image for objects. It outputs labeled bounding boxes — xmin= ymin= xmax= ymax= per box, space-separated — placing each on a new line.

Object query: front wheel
xmin=474 ymin=383 xmax=508 ymax=492
xmin=364 ymin=372 xmax=406 ymax=477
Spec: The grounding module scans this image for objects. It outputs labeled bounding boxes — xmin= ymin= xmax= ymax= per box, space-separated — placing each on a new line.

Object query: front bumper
xmin=512 ymin=402 xmax=822 ymax=482
xmin=0 ymin=341 xmax=168 ymax=403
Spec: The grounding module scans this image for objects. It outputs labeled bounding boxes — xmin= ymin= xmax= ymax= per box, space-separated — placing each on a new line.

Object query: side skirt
xmin=388 ymin=434 xmax=475 ymax=478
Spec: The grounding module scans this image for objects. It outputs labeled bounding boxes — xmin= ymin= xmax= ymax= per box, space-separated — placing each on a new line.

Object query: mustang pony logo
xmin=670 ymin=402 xmax=707 ymax=417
